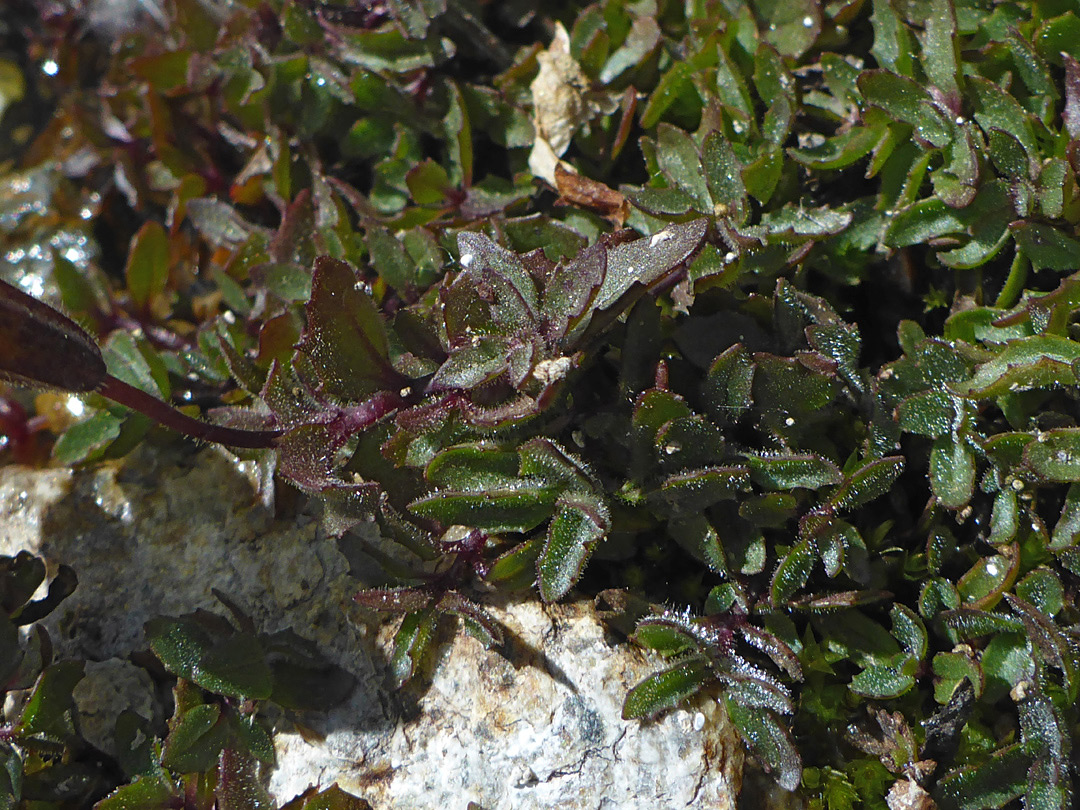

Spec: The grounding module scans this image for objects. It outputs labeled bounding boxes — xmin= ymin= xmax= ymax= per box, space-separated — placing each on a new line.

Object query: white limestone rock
xmin=0 ymin=445 xmax=744 ymax=809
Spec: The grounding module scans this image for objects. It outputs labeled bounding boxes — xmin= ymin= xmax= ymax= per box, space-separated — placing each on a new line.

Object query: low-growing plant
xmin=1 ymin=0 xmax=1080 ymax=808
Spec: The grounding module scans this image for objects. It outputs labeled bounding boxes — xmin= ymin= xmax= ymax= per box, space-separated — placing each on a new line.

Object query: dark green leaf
xmin=592 ymin=219 xmax=707 ymax=311
xmin=217 ymin=747 xmax=273 ymax=810
xmin=702 ymin=344 xmax=755 ymax=425
xmin=622 ymin=656 xmax=711 ymax=719
xmin=95 ymin=773 xmax=177 ymax=810
xmin=850 ymin=657 xmax=916 ymax=698
xmin=389 ymin=609 xmax=437 ymax=689
xmin=829 ymin=456 xmax=905 ymax=511
xmin=195 ymin=634 xmax=273 ymax=700
xmin=409 ymin=485 xmax=555 ymax=533
xmin=655 ymin=124 xmax=710 ymax=212
xmin=725 ymin=698 xmax=802 ymax=791
xmin=744 ymin=453 xmax=842 ymax=490
xmin=162 ymin=703 xmax=225 ymax=773
xmin=537 ymin=494 xmax=609 ymax=602
xmin=0 ymin=743 xmax=20 ymax=810
xmin=18 ymin=661 xmax=83 ymax=740
xmin=858 ymin=70 xmax=952 ymax=148
xmin=1011 ymin=222 xmax=1080 ymax=271
xmin=771 ymin=539 xmax=815 ymax=606
xmin=930 ymin=436 xmax=976 ymax=509
xmin=935 ymin=743 xmax=1029 ymax=810
xmin=125 ymin=222 xmax=170 ymax=311
xmin=1024 ymin=428 xmax=1080 ymax=481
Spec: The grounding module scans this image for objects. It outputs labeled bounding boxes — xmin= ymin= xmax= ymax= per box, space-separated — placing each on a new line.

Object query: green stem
xmin=995 ymin=250 xmax=1029 ymax=309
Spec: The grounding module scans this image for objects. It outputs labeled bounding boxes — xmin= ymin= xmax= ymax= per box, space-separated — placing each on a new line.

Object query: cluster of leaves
xmin=0 ymin=550 xmax=357 ymax=810
xmin=2 ymin=0 xmax=1080 ymax=807
xmin=97 ymin=596 xmax=356 ymax=810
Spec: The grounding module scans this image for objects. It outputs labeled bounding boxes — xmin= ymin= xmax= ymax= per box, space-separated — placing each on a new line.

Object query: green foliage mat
xmin=1 ymin=0 xmax=1079 ymax=807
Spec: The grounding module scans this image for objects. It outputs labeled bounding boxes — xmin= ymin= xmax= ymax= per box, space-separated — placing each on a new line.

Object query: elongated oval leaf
xmin=537 ymin=494 xmax=609 ymax=602
xmin=829 ymin=456 xmax=905 ymax=511
xmin=724 ymin=697 xmax=802 ymax=791
xmin=622 ymin=656 xmax=711 ymax=719
xmin=744 ymin=453 xmax=842 ymax=490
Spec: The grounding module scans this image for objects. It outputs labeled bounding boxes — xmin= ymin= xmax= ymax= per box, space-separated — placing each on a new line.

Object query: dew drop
xmin=802 ymin=15 xmax=814 ymax=27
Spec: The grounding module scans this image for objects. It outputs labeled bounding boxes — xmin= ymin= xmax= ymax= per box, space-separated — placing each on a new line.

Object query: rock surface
xmin=0 ymin=444 xmax=743 ymax=809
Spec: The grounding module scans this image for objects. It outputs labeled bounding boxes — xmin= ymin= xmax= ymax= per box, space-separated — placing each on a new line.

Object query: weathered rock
xmin=0 ymin=444 xmax=744 ymax=809
xmin=72 ymin=659 xmax=158 ymax=757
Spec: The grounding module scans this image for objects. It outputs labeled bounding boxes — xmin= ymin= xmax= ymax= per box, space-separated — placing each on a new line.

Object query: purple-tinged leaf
xmin=941 ymin=608 xmax=1025 ymax=641
xmin=951 ymin=336 xmax=1080 ymax=399
xmin=537 ymin=493 xmax=609 ymax=602
xmin=1004 ymin=595 xmax=1078 ymax=699
xmin=270 ymin=191 xmax=317 ymax=268
xmin=0 ymin=278 xmax=106 ymax=393
xmin=541 ymin=241 xmax=606 ymax=344
xmin=651 ymin=467 xmax=750 ymax=515
xmin=739 ymin=625 xmax=803 ymax=681
xmin=456 ymin=231 xmax=538 ymax=325
xmin=217 ymin=747 xmax=273 ymax=810
xmin=438 ymin=592 xmax=503 ymax=647
xmin=935 ymin=742 xmax=1028 ymax=810
xmin=717 ymin=662 xmax=794 ymax=715
xmin=353 ymin=588 xmax=433 ymax=613
xmin=592 ymin=219 xmax=707 ymax=311
xmin=1063 ymin=54 xmax=1080 ymax=140
xmin=299 ymin=257 xmax=399 ymax=401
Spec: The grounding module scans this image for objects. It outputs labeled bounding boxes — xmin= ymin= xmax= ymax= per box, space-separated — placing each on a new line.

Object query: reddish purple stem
xmin=98 ymin=375 xmax=282 ymax=449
